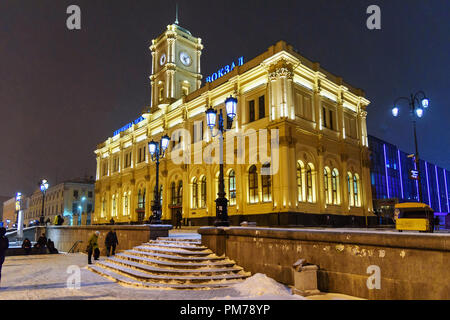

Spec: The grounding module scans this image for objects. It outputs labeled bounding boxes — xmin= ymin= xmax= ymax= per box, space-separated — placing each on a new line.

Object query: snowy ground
xmin=0 ymin=253 xmax=303 ymax=300
xmin=0 ymin=229 xmax=362 ymax=300
xmin=0 ymin=253 xmax=361 ymax=300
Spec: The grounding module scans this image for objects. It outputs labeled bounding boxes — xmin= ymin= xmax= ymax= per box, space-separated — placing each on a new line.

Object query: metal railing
xmin=68 ymin=240 xmax=83 ymax=254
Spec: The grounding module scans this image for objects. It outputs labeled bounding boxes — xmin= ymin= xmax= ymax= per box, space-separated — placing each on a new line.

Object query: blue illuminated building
xmin=368 ymin=135 xmax=450 ymax=224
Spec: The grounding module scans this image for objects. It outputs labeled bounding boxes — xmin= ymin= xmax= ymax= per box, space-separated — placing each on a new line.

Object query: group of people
xmin=44 ymin=215 xmax=65 ymax=226
xmin=19 ymin=234 xmax=59 ymax=255
xmin=87 ymin=229 xmax=119 ymax=264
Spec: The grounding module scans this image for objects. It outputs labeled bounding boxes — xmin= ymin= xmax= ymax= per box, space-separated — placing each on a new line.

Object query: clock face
xmin=179 ymin=51 xmax=192 ymax=66
xmin=159 ymin=53 xmax=167 ymax=66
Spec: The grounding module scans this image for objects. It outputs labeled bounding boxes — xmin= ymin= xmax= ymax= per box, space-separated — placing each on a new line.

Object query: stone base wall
xmin=199 ymin=227 xmax=450 ymax=300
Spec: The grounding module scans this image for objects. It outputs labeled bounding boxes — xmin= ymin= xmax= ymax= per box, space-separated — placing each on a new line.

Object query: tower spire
xmin=175 ymin=3 xmax=179 ymax=25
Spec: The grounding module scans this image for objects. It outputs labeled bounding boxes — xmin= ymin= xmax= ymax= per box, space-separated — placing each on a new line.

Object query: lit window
xmin=229 ymin=170 xmax=236 ymax=206
xmin=262 ymin=164 xmax=272 ymax=202
xmin=192 ymin=178 xmax=198 ymax=209
xmin=297 ymin=161 xmax=304 ymax=202
xmin=306 ymin=164 xmax=314 ymax=203
xmin=248 ymin=165 xmax=258 ymax=203
xmin=200 ymin=176 xmax=207 ymax=208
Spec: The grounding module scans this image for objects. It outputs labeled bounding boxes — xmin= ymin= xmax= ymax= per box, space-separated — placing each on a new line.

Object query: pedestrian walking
xmin=0 ymin=227 xmax=9 ymax=287
xmin=175 ymin=210 xmax=182 ymax=229
xmin=87 ymin=231 xmax=100 ymax=264
xmin=105 ymin=229 xmax=119 ymax=257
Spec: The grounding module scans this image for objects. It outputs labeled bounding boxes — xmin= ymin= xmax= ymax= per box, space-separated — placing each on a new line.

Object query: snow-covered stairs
xmin=87 ymin=237 xmax=251 ymax=290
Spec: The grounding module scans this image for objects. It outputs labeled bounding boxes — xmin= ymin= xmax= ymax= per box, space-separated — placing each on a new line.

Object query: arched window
xmin=112 ymin=195 xmax=117 ymax=217
xmin=192 ymin=178 xmax=198 ymax=209
xmin=228 ymin=170 xmax=236 ymax=206
xmin=248 ymin=165 xmax=258 ymax=203
xmin=200 ymin=176 xmax=207 ymax=208
xmin=138 ymin=188 xmax=146 ymax=209
xmin=353 ymin=174 xmax=360 ymax=207
xmin=332 ymin=169 xmax=339 ymax=205
xmin=101 ymin=197 xmax=106 ymax=217
xmin=123 ymin=192 xmax=129 ymax=216
xmin=177 ymin=181 xmax=183 ymax=205
xmin=324 ymin=167 xmax=330 ymax=204
xmin=297 ymin=161 xmax=304 ymax=202
xmin=347 ymin=173 xmax=354 ymax=207
xmin=306 ymin=164 xmax=313 ymax=203
xmin=171 ymin=182 xmax=176 ymax=205
xmin=262 ymin=164 xmax=272 ymax=202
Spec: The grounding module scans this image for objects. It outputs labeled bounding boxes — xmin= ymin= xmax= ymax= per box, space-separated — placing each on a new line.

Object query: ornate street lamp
xmin=148 ymin=134 xmax=170 ymax=224
xmin=205 ymin=95 xmax=238 ymax=227
xmin=39 ymin=179 xmax=49 ymax=225
xmin=392 ymin=91 xmax=430 ymax=203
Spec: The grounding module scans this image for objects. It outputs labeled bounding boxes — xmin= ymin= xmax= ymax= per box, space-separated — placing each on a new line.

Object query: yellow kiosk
xmin=394 ymin=203 xmax=435 ymax=233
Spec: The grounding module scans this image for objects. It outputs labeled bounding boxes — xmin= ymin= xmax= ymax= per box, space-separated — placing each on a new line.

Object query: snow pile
xmin=230 ymin=273 xmax=305 ymax=300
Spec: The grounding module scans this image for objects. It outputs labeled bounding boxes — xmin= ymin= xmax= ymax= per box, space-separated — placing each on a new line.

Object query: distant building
xmin=368 ymin=135 xmax=449 ymax=223
xmin=0 ymin=195 xmax=10 ymax=226
xmin=2 ymin=197 xmax=17 ymax=229
xmin=24 ymin=177 xmax=95 ymax=226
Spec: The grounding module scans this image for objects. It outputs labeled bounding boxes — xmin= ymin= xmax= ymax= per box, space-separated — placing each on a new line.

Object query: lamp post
xmin=148 ymin=134 xmax=171 ymax=224
xmin=39 ymin=179 xmax=49 ymax=225
xmin=392 ymin=91 xmax=430 ymax=203
xmin=205 ymin=95 xmax=238 ymax=227
xmin=15 ymin=192 xmax=24 ymax=241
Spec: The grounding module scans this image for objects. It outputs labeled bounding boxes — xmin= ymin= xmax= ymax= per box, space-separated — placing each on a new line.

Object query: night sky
xmin=0 ymin=0 xmax=449 ymax=197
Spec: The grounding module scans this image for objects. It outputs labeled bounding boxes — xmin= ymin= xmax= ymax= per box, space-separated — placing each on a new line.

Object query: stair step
xmin=117 ymin=252 xmax=233 ymax=268
xmin=151 ymin=239 xmax=202 ymax=245
xmin=145 ymin=241 xmax=208 ymax=251
xmin=110 ymin=255 xmax=243 ymax=274
xmin=134 ymin=245 xmax=213 ymax=256
xmin=88 ymin=265 xmax=242 ymax=290
xmin=127 ymin=249 xmax=225 ymax=262
xmin=157 ymin=237 xmax=201 ymax=243
xmin=95 ymin=261 xmax=250 ymax=283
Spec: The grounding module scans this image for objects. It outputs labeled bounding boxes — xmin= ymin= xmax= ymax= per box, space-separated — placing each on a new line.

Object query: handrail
xmin=68 ymin=240 xmax=83 ymax=254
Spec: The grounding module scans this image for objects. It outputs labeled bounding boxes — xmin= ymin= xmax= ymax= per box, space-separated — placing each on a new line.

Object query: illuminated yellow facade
xmin=93 ymin=23 xmax=374 ymax=226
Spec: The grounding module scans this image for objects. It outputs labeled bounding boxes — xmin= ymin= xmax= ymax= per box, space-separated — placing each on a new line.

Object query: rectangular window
xmin=124 ymin=152 xmax=132 ymax=168
xmin=258 ymin=95 xmax=265 ymax=119
xmin=329 ymin=110 xmax=334 ymax=130
xmin=102 ymin=162 xmax=108 ymax=176
xmin=322 ymin=107 xmax=327 ymax=128
xmin=113 ymin=156 xmax=119 ymax=172
xmin=193 ymin=121 xmax=203 ymax=143
xmin=137 ymin=146 xmax=146 ymax=163
xmin=249 ymin=100 xmax=255 ymax=123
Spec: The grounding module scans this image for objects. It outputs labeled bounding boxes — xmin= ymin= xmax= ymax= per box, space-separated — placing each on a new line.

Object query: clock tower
xmin=149 ymin=22 xmax=203 ymax=109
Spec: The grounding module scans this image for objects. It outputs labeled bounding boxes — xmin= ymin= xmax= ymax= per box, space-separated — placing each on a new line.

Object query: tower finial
xmin=175 ymin=3 xmax=179 ymax=25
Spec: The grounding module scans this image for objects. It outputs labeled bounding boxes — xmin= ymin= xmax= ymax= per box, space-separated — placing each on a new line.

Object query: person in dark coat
xmin=56 ymin=215 xmax=64 ymax=226
xmin=22 ymin=238 xmax=32 ymax=255
xmin=0 ymin=227 xmax=9 ymax=286
xmin=105 ymin=229 xmax=119 ymax=257
xmin=47 ymin=239 xmax=58 ymax=254
xmin=175 ymin=210 xmax=182 ymax=229
xmin=34 ymin=233 xmax=48 ymax=254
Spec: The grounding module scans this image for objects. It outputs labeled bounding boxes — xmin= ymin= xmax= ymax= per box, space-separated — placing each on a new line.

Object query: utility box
xmin=292 ymin=259 xmax=321 ymax=297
